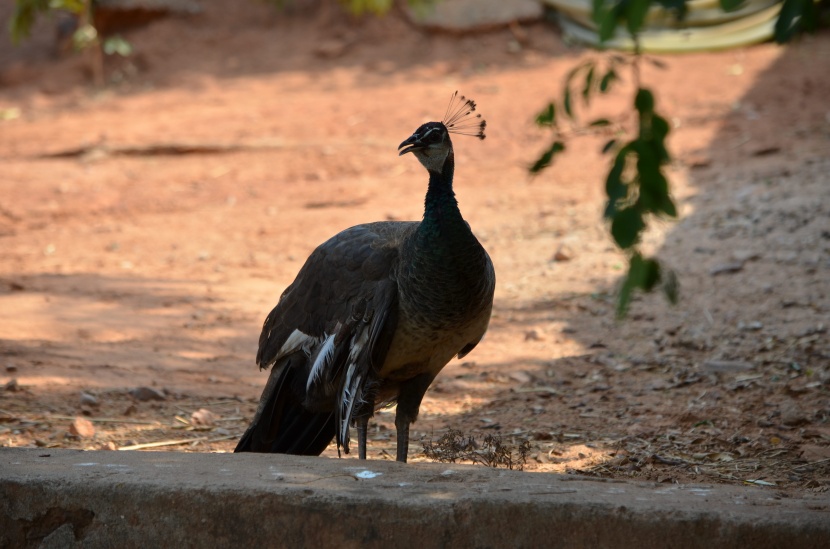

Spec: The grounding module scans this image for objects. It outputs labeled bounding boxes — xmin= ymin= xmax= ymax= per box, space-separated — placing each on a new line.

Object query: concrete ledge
xmin=2 ymin=448 xmax=828 ymax=548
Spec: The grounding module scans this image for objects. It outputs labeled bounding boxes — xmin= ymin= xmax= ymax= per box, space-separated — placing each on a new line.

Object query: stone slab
xmin=1 ymin=447 xmax=828 ymax=548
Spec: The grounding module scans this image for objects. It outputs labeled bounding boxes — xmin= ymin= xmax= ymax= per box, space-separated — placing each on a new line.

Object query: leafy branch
xmin=531 ymin=0 xmax=825 ymax=316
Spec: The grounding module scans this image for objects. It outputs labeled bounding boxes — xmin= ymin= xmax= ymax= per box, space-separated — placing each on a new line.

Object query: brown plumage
xmin=235 ymin=92 xmax=494 ymax=462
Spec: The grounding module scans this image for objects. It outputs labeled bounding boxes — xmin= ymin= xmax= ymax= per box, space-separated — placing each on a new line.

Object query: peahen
xmin=235 ymin=92 xmax=495 ymax=463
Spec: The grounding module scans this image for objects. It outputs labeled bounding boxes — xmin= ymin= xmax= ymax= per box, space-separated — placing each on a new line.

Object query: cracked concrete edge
xmin=1 ymin=447 xmax=828 ymax=548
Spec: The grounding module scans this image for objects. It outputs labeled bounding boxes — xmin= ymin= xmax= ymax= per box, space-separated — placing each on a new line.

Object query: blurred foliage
xmin=10 ymin=0 xmax=134 ymax=59
xmin=10 ymin=0 xmax=86 ymax=44
xmin=774 ymin=0 xmax=826 ymax=42
xmin=532 ymin=0 xmax=825 ymax=315
xmin=263 ymin=0 xmax=436 ymax=16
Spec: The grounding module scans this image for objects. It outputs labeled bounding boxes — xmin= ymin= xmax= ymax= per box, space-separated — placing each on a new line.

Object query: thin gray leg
xmin=394 ymin=373 xmax=435 ymax=464
xmin=357 ymin=415 xmax=369 ymax=460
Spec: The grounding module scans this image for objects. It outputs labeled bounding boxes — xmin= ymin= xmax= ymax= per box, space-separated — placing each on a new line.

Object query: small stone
xmin=552 ymin=247 xmax=572 ymax=262
xmin=80 ymin=391 xmax=99 ymax=407
xmin=731 ymin=250 xmax=761 ymax=263
xmin=796 ymin=324 xmax=827 ymax=338
xmin=69 ymin=417 xmax=96 ymax=438
xmin=5 ymin=363 xmax=17 ymax=373
xmin=738 ymin=321 xmax=763 ymax=331
xmin=524 ymin=329 xmax=543 ymax=341
xmin=781 ymin=406 xmax=809 ymax=427
xmin=4 ymin=378 xmax=19 ymax=392
xmin=129 ymin=386 xmax=166 ymax=402
xmin=709 ymin=262 xmax=744 ymax=276
xmin=702 ymin=360 xmax=754 ymax=373
xmin=508 ymin=371 xmax=533 ymax=384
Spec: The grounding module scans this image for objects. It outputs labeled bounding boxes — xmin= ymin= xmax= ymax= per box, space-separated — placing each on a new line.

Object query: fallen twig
xmin=119 ymin=434 xmax=237 ymax=451
xmin=48 ymin=415 xmax=161 ymax=425
xmin=792 ymin=457 xmax=830 ymax=470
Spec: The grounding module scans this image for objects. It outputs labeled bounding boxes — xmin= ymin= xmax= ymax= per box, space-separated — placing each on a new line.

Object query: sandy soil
xmin=1 ymin=2 xmax=828 ymax=496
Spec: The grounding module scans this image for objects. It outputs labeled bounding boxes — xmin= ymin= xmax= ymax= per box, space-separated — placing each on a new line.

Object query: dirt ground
xmin=1 ymin=2 xmax=828 ymax=496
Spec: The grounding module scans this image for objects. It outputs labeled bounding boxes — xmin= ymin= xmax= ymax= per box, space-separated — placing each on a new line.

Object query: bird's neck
xmin=404 ymin=150 xmax=491 ymax=323
xmin=421 ymin=152 xmax=465 ymax=236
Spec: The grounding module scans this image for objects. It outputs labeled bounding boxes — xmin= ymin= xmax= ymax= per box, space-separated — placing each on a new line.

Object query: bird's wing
xmin=254 ymin=222 xmax=415 ymax=453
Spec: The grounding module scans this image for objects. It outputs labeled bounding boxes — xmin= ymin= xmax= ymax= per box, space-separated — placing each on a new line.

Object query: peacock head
xmin=398 ymin=91 xmax=486 ymax=174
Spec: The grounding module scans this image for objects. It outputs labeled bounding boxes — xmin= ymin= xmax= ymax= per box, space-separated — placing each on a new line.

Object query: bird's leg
xmin=394 ymin=373 xmax=435 ymax=463
xmin=355 ymin=393 xmax=376 ymax=460
xmin=394 ymin=416 xmax=410 ymax=463
xmin=357 ymin=415 xmax=369 ymax=460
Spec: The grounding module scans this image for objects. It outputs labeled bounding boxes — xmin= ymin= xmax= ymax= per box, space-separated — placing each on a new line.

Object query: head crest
xmin=442 ymin=91 xmax=486 ymax=140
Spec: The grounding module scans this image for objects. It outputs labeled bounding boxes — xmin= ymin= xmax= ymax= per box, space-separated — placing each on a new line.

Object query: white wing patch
xmin=336 ymin=325 xmax=372 ymax=452
xmin=339 ymin=363 xmax=362 ymax=451
xmin=276 ymin=329 xmax=315 ymax=362
xmin=307 ymin=333 xmax=336 ymax=391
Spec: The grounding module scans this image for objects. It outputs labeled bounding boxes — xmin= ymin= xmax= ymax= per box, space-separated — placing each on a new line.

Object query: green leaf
xmin=617 ymin=253 xmax=664 ymax=316
xmin=618 ymin=253 xmax=645 ymax=316
xmin=650 ymin=113 xmax=671 ymax=163
xmin=10 ymin=0 xmax=48 ymax=44
xmin=535 ymin=103 xmax=556 ymax=127
xmin=603 ymin=146 xmax=631 ymax=219
xmin=591 ymin=0 xmax=609 ymax=25
xmin=634 ymin=259 xmax=660 ymax=292
xmin=599 ymin=69 xmax=617 ymax=93
xmin=565 ymin=61 xmax=591 ymax=91
xmin=626 ymin=0 xmax=651 ymax=36
xmin=617 ymin=275 xmax=635 ymax=316
xmin=601 ymin=139 xmax=617 ymax=154
xmin=563 ymin=86 xmax=573 ymax=119
xmin=718 ymin=0 xmax=746 ymax=12
xmin=657 ymin=195 xmax=677 ymax=217
xmin=611 ymin=207 xmax=645 ymax=249
xmin=54 ymin=0 xmax=87 ymax=13
xmin=589 ymin=118 xmax=611 ymax=127
xmin=634 ymin=88 xmax=654 ymax=115
xmin=582 ymin=65 xmax=595 ymax=103
xmin=598 ymin=8 xmax=620 ymax=42
xmin=103 ymin=35 xmax=133 ymax=56
xmin=774 ymin=0 xmax=818 ymax=43
xmin=529 ymin=141 xmax=566 ymax=174
xmin=604 ymin=146 xmax=629 ymax=218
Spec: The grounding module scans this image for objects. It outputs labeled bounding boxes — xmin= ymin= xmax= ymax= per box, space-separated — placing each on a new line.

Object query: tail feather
xmin=235 ymin=355 xmax=336 ymax=455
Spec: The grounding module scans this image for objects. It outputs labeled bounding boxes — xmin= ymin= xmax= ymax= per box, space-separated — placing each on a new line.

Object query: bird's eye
xmin=422 ymin=128 xmax=443 ymax=143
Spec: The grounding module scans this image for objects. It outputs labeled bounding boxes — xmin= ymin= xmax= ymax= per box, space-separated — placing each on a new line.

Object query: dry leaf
xmin=191 ymin=408 xmax=217 ymax=426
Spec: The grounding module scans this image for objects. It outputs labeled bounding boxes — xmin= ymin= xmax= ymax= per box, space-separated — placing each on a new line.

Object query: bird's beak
xmin=398 ymin=133 xmax=422 ymax=156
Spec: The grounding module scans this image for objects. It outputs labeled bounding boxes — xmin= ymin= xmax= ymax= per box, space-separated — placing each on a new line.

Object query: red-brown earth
xmin=1 ymin=2 xmax=828 ymax=496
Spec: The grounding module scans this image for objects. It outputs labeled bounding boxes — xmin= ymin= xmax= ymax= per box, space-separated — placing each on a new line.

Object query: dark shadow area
xmin=421 ymin=32 xmax=830 ymax=487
